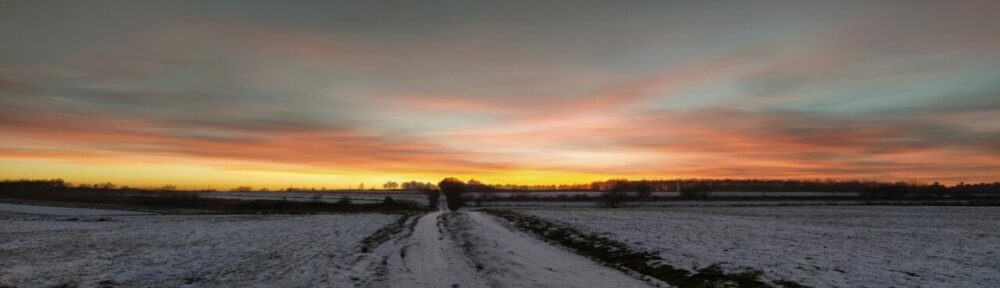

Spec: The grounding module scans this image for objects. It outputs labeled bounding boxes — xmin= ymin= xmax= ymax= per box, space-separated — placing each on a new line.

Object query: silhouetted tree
xmin=230 ymin=186 xmax=254 ymax=192
xmin=928 ymin=182 xmax=949 ymax=198
xmin=383 ymin=181 xmax=399 ymax=190
xmin=439 ymin=177 xmax=466 ymax=211
xmin=601 ymin=181 xmax=630 ymax=208
xmin=402 ymin=180 xmax=436 ymax=191
xmin=426 ymin=189 xmax=441 ymax=210
xmin=96 ymin=182 xmax=117 ymax=190
xmin=466 ymin=178 xmax=492 ymax=192
xmin=634 ymin=180 xmax=654 ymax=200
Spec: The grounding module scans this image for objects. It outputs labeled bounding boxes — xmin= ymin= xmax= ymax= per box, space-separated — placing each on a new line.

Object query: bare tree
xmin=383 ymin=181 xmax=400 ymax=190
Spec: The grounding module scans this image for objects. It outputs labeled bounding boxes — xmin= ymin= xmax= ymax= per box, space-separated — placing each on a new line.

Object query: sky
xmin=1 ymin=1 xmax=999 ymax=189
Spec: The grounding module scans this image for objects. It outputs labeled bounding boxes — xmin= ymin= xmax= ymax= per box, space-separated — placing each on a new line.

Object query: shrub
xmin=425 ymin=189 xmax=441 ymax=210
xmin=601 ymin=181 xmax=630 ymax=207
xmin=439 ymin=177 xmax=466 ymax=211
xmin=382 ymin=196 xmax=397 ymax=205
xmin=600 ymin=190 xmax=627 ymax=208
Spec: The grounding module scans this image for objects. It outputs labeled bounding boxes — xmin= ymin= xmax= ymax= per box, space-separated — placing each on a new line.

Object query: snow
xmin=0 ymin=203 xmax=655 ymax=288
xmin=0 ymin=213 xmax=400 ymax=287
xmin=383 ymin=211 xmax=489 ymax=287
xmin=5 ymin=200 xmax=995 ymax=287
xmin=0 ymin=203 xmax=153 ymax=216
xmin=198 ymin=191 xmax=429 ymax=205
xmin=458 ymin=212 xmax=657 ymax=287
xmin=469 ymin=191 xmax=858 ymax=198
xmin=370 ymin=211 xmax=656 ymax=288
xmin=475 ymin=199 xmax=984 ymax=208
xmin=522 ymin=206 xmax=1000 ymax=287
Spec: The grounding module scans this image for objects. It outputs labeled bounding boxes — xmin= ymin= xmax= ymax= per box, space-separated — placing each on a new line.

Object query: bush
xmin=600 ymin=190 xmax=627 ymax=208
xmin=635 ymin=180 xmax=654 ymax=200
xmin=439 ymin=177 xmax=466 ymax=211
xmin=382 ymin=196 xmax=397 ymax=205
xmin=425 ymin=189 xmax=441 ymax=210
xmin=601 ymin=181 xmax=630 ymax=207
xmin=680 ymin=187 xmax=707 ymax=199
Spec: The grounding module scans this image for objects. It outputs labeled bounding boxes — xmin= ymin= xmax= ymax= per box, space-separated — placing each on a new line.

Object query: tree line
xmin=433 ymin=178 xmax=1000 ymax=195
xmin=4 ymin=178 xmax=998 ymax=209
xmin=0 ymin=179 xmax=422 ymax=212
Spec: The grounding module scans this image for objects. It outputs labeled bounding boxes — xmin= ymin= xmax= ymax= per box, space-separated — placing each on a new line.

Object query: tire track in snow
xmin=381 ymin=211 xmax=492 ymax=288
xmin=369 ymin=211 xmax=656 ymax=288
xmin=459 ymin=212 xmax=656 ymax=288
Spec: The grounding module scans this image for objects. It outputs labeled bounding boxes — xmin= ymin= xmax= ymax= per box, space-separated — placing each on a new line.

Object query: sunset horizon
xmin=3 ymin=2 xmax=1000 ymax=287
xmin=3 ymin=2 xmax=1000 ymax=189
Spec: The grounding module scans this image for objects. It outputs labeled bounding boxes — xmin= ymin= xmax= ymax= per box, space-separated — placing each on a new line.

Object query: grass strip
xmin=482 ymin=209 xmax=810 ymax=288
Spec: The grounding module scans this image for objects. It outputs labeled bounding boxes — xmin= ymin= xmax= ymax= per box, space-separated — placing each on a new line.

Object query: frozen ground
xmin=469 ymin=191 xmax=858 ymax=198
xmin=0 ymin=213 xmax=399 ymax=287
xmin=199 ymin=191 xmax=429 ymax=205
xmin=1 ymin=199 xmax=655 ymax=288
xmin=365 ymin=211 xmax=656 ymax=288
xmin=0 ymin=203 xmax=153 ymax=216
xmin=523 ymin=206 xmax=1000 ymax=287
xmin=475 ymin=198 xmax=990 ymax=208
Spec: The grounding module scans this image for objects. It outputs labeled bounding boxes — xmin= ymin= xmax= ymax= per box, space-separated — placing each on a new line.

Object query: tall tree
xmin=438 ymin=177 xmax=466 ymax=211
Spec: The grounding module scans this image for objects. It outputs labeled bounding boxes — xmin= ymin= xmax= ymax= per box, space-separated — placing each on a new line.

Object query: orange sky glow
xmin=2 ymin=1 xmax=999 ymax=188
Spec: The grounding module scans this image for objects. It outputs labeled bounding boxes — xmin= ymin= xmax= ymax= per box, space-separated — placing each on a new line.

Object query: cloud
xmin=1 ymin=1 xmax=999 ymax=184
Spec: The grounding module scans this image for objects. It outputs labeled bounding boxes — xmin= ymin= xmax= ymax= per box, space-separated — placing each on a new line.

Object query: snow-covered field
xmin=0 ymin=203 xmax=153 ymax=216
xmin=0 ymin=213 xmax=400 ymax=287
xmin=371 ymin=211 xmax=654 ymax=288
xmin=198 ymin=191 xmax=429 ymax=205
xmin=475 ymin=199 xmax=991 ymax=208
xmin=469 ymin=191 xmax=860 ymax=198
xmin=0 ymin=201 xmax=656 ymax=288
xmin=522 ymin=206 xmax=1000 ymax=287
xmin=468 ymin=191 xmax=859 ymax=198
xmin=5 ymin=202 xmax=996 ymax=288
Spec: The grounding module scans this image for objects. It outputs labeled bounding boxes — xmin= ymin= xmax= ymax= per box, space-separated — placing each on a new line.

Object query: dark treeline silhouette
xmin=952 ymin=182 xmax=1000 ymax=196
xmin=400 ymin=180 xmax=437 ymax=191
xmin=4 ymin=178 xmax=999 ymax=211
xmin=655 ymin=179 xmax=999 ymax=199
xmin=10 ymin=178 xmax=1000 ymax=195
xmin=592 ymin=178 xmax=921 ymax=193
xmin=458 ymin=178 xmax=1000 ymax=205
xmin=0 ymin=179 xmax=423 ymax=213
xmin=470 ymin=178 xmax=1000 ymax=196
